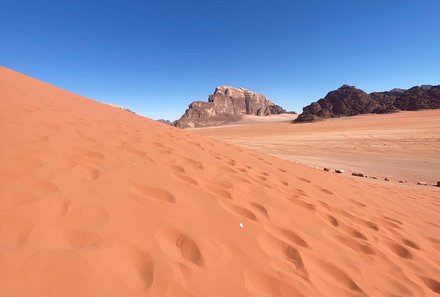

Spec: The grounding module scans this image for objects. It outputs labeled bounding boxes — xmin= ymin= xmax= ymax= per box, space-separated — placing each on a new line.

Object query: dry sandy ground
xmin=193 ymin=111 xmax=440 ymax=186
xmin=1 ymin=66 xmax=440 ymax=297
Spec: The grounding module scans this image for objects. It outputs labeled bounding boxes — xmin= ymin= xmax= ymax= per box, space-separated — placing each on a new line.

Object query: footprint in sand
xmin=258 ymin=176 xmax=267 ymax=181
xmin=419 ymin=276 xmax=440 ymax=294
xmin=174 ymin=173 xmax=199 ymax=186
xmin=218 ymin=200 xmax=258 ymax=221
xmin=402 ymin=239 xmax=420 ymax=250
xmin=280 ymin=180 xmax=289 ymax=186
xmin=320 ymin=188 xmax=334 ymax=195
xmin=99 ymin=244 xmax=155 ymax=291
xmin=226 ymin=159 xmax=236 ymax=166
xmin=130 ymin=184 xmax=176 ymax=204
xmin=298 ymin=177 xmax=311 ymax=183
xmin=119 ymin=142 xmax=146 ymax=157
xmin=318 ymin=260 xmax=363 ymax=292
xmin=287 ymin=198 xmax=316 ymax=212
xmin=335 ymin=235 xmax=375 ymax=255
xmin=342 ymin=226 xmax=368 ymax=241
xmin=206 ymin=185 xmax=232 ymax=200
xmin=257 ymin=231 xmax=308 ymax=279
xmin=263 ymin=224 xmax=309 ymax=248
xmin=362 ymin=220 xmax=379 ymax=231
xmin=348 ymin=199 xmax=367 ymax=208
xmin=169 ymin=164 xmax=185 ymax=174
xmin=37 ymin=135 xmax=50 ymax=142
xmin=183 ymin=157 xmax=204 ymax=170
xmin=327 ymin=214 xmax=339 ymax=227
xmin=381 ymin=218 xmax=403 ymax=230
xmin=293 ymin=189 xmax=309 ymax=198
xmin=71 ymin=164 xmax=100 ymax=180
xmin=386 ymin=241 xmax=412 ymax=259
xmin=155 ymin=229 xmax=204 ymax=267
xmin=249 ymin=202 xmax=269 ymax=218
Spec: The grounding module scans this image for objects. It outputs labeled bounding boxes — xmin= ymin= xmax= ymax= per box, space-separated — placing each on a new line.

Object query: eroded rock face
xmin=173 ymin=86 xmax=286 ymax=128
xmin=393 ymin=85 xmax=440 ymax=110
xmin=295 ymin=84 xmax=440 ymax=123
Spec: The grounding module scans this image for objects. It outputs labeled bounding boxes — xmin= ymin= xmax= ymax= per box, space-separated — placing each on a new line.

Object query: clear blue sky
xmin=1 ymin=0 xmax=439 ymax=120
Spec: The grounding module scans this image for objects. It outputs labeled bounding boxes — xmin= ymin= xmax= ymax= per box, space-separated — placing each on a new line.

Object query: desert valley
xmin=1 ymin=66 xmax=439 ymax=297
xmin=193 ymin=110 xmax=440 ymax=186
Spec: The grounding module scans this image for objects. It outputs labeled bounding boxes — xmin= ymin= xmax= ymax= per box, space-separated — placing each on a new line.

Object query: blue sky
xmin=1 ymin=0 xmax=439 ymax=120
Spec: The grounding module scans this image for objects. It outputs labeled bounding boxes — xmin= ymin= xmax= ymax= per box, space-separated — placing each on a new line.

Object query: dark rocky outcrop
xmin=156 ymin=119 xmax=171 ymax=125
xmin=295 ymin=84 xmax=440 ymax=123
xmin=393 ymin=85 xmax=440 ymax=110
xmin=173 ymin=86 xmax=286 ymax=128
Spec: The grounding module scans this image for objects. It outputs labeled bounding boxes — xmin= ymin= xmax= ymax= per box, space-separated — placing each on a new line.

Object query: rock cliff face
xmin=173 ymin=86 xmax=286 ymax=128
xmin=295 ymin=84 xmax=440 ymax=123
xmin=393 ymin=85 xmax=440 ymax=110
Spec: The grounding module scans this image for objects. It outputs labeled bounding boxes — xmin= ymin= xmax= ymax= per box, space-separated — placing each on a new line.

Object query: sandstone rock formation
xmin=173 ymin=86 xmax=286 ymax=128
xmin=295 ymin=84 xmax=440 ymax=123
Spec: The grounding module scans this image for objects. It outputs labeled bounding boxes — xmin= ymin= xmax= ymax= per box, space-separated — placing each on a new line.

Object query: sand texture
xmin=194 ymin=111 xmax=440 ymax=185
xmin=1 ymin=66 xmax=439 ymax=296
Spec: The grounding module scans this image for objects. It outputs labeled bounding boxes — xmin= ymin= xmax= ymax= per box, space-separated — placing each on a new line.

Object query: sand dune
xmin=193 ymin=111 xmax=440 ymax=185
xmin=1 ymin=66 xmax=439 ymax=296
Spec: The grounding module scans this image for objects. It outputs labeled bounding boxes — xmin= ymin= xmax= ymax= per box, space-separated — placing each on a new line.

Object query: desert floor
xmin=1 ymin=66 xmax=439 ymax=297
xmin=192 ymin=111 xmax=440 ymax=186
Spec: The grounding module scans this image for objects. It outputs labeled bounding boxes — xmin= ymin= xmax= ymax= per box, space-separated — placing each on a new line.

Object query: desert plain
xmin=1 ymin=66 xmax=440 ymax=297
xmin=193 ymin=111 xmax=440 ymax=186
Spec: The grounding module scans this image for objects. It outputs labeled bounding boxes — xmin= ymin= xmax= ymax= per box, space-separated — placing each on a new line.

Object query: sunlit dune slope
xmin=1 ymin=66 xmax=439 ymax=297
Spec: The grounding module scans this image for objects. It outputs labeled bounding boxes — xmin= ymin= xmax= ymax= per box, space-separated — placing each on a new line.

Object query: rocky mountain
xmin=173 ymin=86 xmax=286 ymax=128
xmin=295 ymin=84 xmax=440 ymax=123
xmin=156 ymin=119 xmax=171 ymax=125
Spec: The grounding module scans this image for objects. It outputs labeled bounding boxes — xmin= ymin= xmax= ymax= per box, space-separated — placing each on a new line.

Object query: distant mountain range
xmin=295 ymin=84 xmax=440 ymax=123
xmin=162 ymin=84 xmax=439 ymax=128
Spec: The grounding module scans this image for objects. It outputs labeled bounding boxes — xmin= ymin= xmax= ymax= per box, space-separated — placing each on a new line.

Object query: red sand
xmin=1 ymin=66 xmax=439 ymax=296
xmin=193 ymin=111 xmax=440 ymax=185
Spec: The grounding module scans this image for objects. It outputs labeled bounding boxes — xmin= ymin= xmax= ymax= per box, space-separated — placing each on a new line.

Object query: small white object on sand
xmin=239 ymin=223 xmax=244 ymax=229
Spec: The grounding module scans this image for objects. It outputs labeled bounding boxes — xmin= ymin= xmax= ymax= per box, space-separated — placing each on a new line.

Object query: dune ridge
xmin=0 ymin=66 xmax=439 ymax=296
